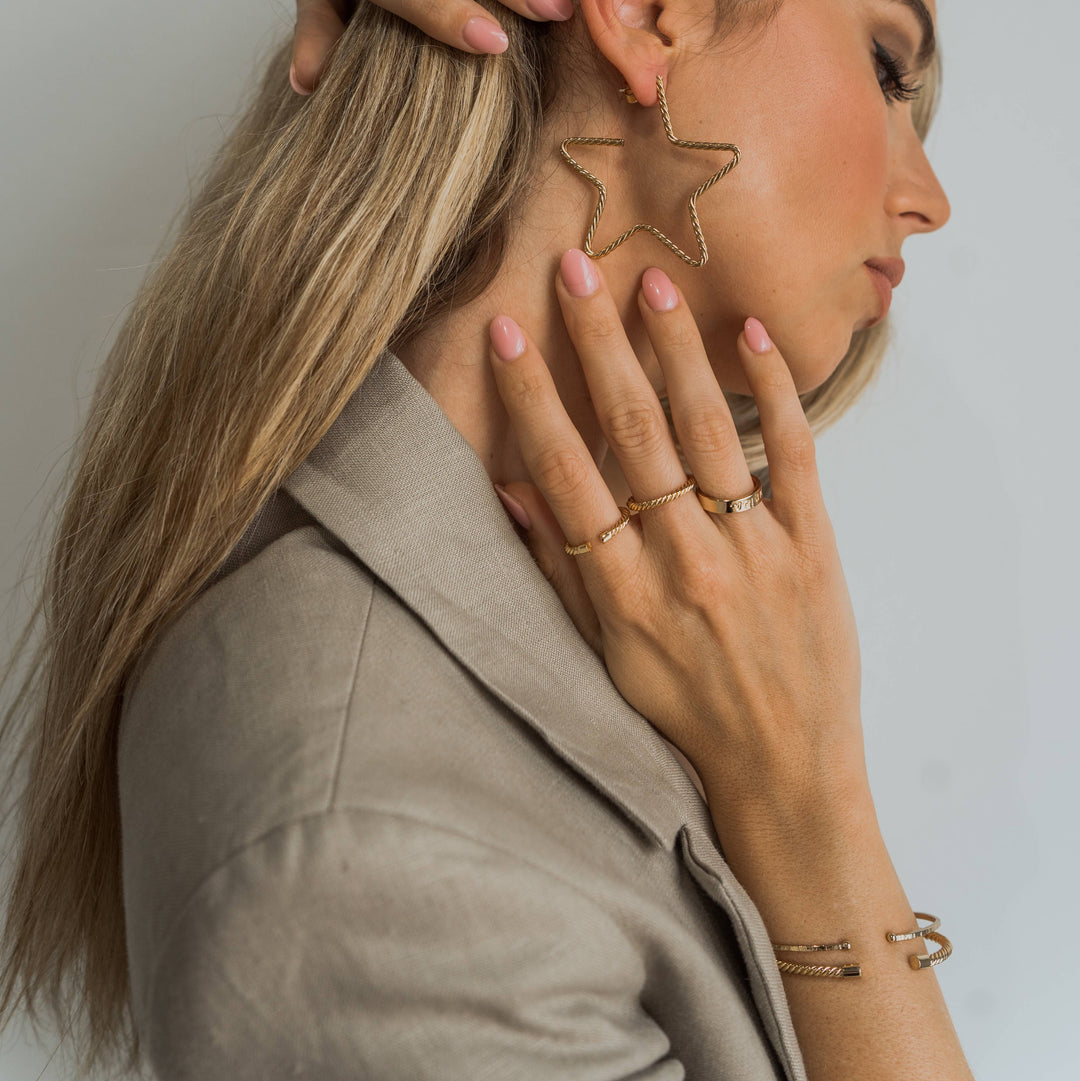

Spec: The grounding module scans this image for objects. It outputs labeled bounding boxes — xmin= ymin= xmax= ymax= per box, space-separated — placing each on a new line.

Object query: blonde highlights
xmin=0 ymin=2 xmax=942 ymax=1073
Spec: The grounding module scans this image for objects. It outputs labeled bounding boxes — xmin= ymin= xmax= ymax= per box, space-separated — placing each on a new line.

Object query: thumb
xmin=494 ymin=482 xmax=603 ymax=656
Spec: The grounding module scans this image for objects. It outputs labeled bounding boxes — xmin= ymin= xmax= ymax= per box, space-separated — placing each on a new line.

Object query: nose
xmin=884 ymin=124 xmax=952 ymax=236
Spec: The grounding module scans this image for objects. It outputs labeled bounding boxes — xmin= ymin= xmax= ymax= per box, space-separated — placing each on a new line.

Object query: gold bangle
xmin=773 ymin=936 xmax=860 ymax=978
xmin=775 ymin=959 xmax=862 ymax=979
xmin=885 ymin=913 xmax=952 ymax=970
xmin=902 ymin=930 xmax=953 ymax=970
xmin=885 ymin=912 xmax=941 ymax=942
xmin=771 ymin=938 xmax=852 ymax=953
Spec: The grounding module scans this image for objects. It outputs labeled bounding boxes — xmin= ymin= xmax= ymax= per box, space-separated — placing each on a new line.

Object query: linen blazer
xmin=118 ymin=349 xmax=808 ymax=1081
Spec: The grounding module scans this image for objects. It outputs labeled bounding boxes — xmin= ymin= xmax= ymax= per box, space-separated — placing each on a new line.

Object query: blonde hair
xmin=0 ymin=2 xmax=943 ymax=1073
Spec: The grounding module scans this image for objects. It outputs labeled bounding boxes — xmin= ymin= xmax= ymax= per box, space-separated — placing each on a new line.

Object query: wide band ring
xmin=626 ymin=474 xmax=697 ymax=515
xmin=564 ymin=506 xmax=632 ymax=556
xmin=696 ymin=474 xmax=763 ymax=515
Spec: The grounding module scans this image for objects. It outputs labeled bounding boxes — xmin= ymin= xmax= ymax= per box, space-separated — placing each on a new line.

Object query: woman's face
xmin=601 ymin=0 xmax=950 ymax=394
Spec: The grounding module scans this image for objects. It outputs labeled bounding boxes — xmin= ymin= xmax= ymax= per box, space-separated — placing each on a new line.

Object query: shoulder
xmin=118 ymin=498 xmax=386 ymax=1012
xmin=119 ymin=500 xmax=377 ymax=847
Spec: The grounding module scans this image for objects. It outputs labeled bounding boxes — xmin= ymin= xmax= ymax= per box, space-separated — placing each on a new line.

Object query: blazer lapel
xmin=281 ymin=350 xmax=806 ymax=1081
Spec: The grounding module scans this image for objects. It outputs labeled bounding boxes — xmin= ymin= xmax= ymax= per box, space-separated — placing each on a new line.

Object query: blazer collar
xmin=282 ymin=351 xmax=808 ymax=1081
xmin=281 ymin=350 xmax=711 ymax=851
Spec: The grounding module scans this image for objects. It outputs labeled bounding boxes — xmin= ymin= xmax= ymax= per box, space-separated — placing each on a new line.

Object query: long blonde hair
xmin=0 ymin=2 xmax=942 ymax=1073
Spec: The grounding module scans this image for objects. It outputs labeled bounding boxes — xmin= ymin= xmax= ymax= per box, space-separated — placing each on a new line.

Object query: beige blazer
xmin=118 ymin=350 xmax=808 ymax=1080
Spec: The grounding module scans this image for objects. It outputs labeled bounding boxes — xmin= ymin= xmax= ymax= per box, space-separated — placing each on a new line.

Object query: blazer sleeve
xmin=141 ymin=807 xmax=686 ymax=1081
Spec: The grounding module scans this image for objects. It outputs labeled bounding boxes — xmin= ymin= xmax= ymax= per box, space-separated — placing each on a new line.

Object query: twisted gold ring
xmin=626 ymin=474 xmax=697 ymax=514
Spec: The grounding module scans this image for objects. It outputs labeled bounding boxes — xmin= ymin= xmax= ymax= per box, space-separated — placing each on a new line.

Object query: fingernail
xmin=528 ymin=0 xmax=574 ymax=20
xmin=289 ymin=63 xmax=310 ymax=96
xmin=462 ymin=17 xmax=510 ymax=53
xmin=744 ymin=316 xmax=772 ymax=354
xmin=642 ymin=267 xmax=678 ymax=312
xmin=490 ymin=315 xmax=526 ymax=361
xmin=561 ymin=249 xmax=599 ymax=298
xmin=494 ymin=485 xmax=532 ymax=531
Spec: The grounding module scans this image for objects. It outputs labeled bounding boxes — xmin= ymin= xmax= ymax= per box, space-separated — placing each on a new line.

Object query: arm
xmin=142 ymin=808 xmax=680 ymax=1081
xmin=486 ymin=254 xmax=975 ymax=1080
xmin=705 ymin=772 xmax=972 ymax=1081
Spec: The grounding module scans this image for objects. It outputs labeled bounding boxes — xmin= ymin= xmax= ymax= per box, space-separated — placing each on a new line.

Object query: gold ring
xmin=626 ymin=474 xmax=697 ymax=514
xmin=564 ymin=506 xmax=632 ymax=556
xmin=696 ymin=474 xmax=763 ymax=515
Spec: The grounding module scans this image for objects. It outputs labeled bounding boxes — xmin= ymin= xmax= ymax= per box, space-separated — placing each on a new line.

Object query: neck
xmin=393 ymin=129 xmax=666 ymax=496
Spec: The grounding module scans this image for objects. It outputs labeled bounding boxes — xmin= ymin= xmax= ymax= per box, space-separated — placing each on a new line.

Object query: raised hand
xmin=291 ymin=0 xmax=574 ymax=95
xmin=488 ymin=250 xmax=866 ymax=820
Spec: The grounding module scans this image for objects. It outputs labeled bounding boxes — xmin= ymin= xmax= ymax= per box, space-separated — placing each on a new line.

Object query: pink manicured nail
xmin=561 ymin=249 xmax=599 ymax=298
xmin=462 ymin=17 xmax=509 ymax=53
xmin=642 ymin=267 xmax=678 ymax=312
xmin=490 ymin=316 xmax=526 ymax=361
xmin=528 ymin=0 xmax=574 ymax=20
xmin=744 ymin=316 xmax=772 ymax=354
xmin=494 ymin=485 xmax=533 ymax=531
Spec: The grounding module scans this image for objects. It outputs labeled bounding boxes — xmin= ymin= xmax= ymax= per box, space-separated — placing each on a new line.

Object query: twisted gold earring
xmin=559 ymin=75 xmax=741 ymax=268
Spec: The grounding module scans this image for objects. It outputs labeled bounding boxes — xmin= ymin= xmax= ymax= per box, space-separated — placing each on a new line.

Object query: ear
xmin=577 ymin=0 xmax=676 ymax=107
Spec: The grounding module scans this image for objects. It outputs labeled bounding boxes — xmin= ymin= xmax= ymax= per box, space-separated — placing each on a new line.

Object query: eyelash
xmin=873 ymin=40 xmax=923 ymax=104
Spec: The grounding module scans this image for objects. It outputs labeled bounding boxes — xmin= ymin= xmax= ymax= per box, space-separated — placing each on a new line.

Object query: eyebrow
xmin=887 ymin=0 xmax=937 ymax=71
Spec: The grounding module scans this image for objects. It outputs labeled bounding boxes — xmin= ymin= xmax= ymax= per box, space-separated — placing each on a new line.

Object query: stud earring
xmin=560 ymin=75 xmax=741 ymax=268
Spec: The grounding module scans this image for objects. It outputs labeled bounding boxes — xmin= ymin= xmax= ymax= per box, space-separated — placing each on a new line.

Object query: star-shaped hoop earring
xmin=559 ymin=74 xmax=741 ymax=268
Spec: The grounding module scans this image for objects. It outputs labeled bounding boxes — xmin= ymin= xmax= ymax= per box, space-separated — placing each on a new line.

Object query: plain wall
xmin=2 ymin=1 xmax=1077 ymax=1077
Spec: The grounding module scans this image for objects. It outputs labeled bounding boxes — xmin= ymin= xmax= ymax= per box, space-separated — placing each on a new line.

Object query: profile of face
xmin=565 ymin=0 xmax=951 ymax=395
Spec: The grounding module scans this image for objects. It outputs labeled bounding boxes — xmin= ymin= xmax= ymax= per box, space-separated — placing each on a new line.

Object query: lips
xmin=865 ymin=257 xmax=905 ymax=288
xmin=863 ymin=257 xmax=904 ymax=324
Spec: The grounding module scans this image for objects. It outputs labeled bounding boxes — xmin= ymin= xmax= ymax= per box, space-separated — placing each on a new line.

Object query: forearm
xmin=702 ymin=770 xmax=974 ymax=1081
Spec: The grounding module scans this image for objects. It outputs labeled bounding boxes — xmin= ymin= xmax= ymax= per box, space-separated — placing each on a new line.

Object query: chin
xmin=786 ymin=341 xmax=847 ymax=395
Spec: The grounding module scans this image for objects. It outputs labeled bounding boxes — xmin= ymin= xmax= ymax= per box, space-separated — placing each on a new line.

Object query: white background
xmin=2 ymin=1 xmax=1077 ymax=1077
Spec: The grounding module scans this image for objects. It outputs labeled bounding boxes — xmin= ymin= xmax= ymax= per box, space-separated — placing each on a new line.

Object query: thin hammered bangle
xmin=885 ymin=912 xmax=941 ymax=942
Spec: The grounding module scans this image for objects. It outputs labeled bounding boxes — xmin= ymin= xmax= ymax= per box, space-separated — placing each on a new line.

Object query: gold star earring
xmin=560 ymin=74 xmax=741 ymax=268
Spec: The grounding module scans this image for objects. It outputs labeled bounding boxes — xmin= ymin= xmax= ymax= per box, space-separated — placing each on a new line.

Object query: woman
xmin=0 ymin=0 xmax=972 ymax=1077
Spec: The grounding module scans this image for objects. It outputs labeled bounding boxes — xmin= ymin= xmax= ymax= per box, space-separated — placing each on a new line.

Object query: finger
xmin=736 ymin=317 xmax=827 ymax=537
xmin=495 ymin=481 xmax=603 ymax=654
xmin=487 ymin=315 xmax=640 ymax=578
xmin=636 ymin=267 xmax=757 ymax=511
xmin=292 ymin=0 xmax=350 ymax=94
xmin=492 ymin=0 xmax=575 ymax=22
xmin=555 ymin=250 xmax=692 ymax=527
xmin=372 ymin=0 xmax=513 ymax=53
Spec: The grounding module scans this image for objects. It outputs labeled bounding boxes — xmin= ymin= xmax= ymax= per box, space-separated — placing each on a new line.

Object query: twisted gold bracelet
xmin=775 ymin=958 xmax=863 ymax=979
xmin=773 ymin=936 xmax=861 ymax=978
